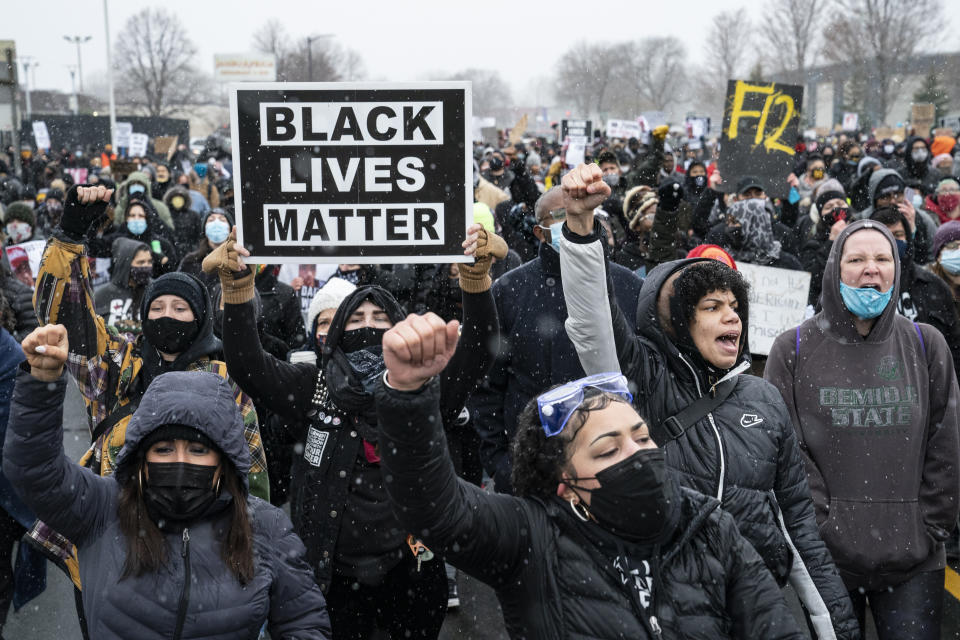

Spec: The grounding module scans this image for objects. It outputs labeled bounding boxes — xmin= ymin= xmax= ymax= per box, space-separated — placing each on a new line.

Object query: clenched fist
xmin=561 ymin=163 xmax=610 ymax=235
xmin=383 ymin=313 xmax=460 ymax=391
xmin=22 ymin=325 xmax=68 ymax=382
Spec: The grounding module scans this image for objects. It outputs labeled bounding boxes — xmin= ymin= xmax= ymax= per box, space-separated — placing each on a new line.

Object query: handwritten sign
xmin=720 ymin=79 xmax=803 ymax=199
xmin=606 ymin=119 xmax=642 ymax=140
xmin=736 ymin=262 xmax=811 ymax=356
xmin=129 ymin=133 xmax=149 ymax=158
xmin=842 ymin=112 xmax=859 ymax=131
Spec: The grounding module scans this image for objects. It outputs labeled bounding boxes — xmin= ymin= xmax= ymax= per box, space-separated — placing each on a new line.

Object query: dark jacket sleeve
xmin=4 ymin=370 xmax=115 ymax=546
xmin=222 ymin=299 xmax=318 ymax=422
xmin=438 ymin=289 xmax=498 ymax=427
xmin=647 ymin=199 xmax=683 ymax=267
xmin=276 ymin=285 xmax=308 ymax=352
xmin=1 ymin=275 xmax=38 ymax=341
xmin=917 ymin=324 xmax=960 ymax=540
xmin=507 ymin=158 xmax=540 ymax=209
xmin=377 ymin=378 xmax=536 ymax=588
xmin=692 ymin=188 xmax=723 ymax=239
xmin=635 ymin=136 xmax=664 ymax=188
xmin=768 ymin=390 xmax=860 ymax=640
xmin=718 ymin=509 xmax=806 ymax=640
xmin=264 ymin=503 xmax=332 ymax=639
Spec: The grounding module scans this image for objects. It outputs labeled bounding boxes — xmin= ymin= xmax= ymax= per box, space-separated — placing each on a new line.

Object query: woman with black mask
xmin=209 ymin=225 xmax=501 ymax=638
xmin=6 ymin=330 xmax=331 ymax=639
xmin=682 ymin=160 xmax=708 ymax=206
xmin=27 ymin=186 xmax=270 ymax=606
xmin=376 ymin=322 xmax=806 ymax=639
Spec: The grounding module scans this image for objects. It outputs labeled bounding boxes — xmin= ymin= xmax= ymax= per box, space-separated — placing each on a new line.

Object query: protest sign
xmin=561 ymin=119 xmax=591 ymax=142
xmin=31 ymin=121 xmax=50 ymax=150
xmin=5 ymin=240 xmax=45 ymax=288
xmin=735 ymin=262 xmax=810 ymax=355
xmin=230 ymin=81 xmax=473 ymax=264
xmin=508 ymin=114 xmax=528 ymax=145
xmin=719 ymin=79 xmax=803 ymax=199
xmin=842 ymin=112 xmax=859 ymax=131
xmin=606 ymin=119 xmax=642 ymax=140
xmin=115 ymin=122 xmax=133 ymax=149
xmin=911 ymin=103 xmax=935 ymax=136
xmin=129 ymin=133 xmax=149 ymax=158
xmin=152 ymin=135 xmax=179 ymax=160
xmin=685 ymin=117 xmax=709 ymax=139
xmin=934 ymin=127 xmax=956 ymax=138
xmin=471 ymin=116 xmax=495 ymax=142
xmin=65 ymin=168 xmax=88 ymax=184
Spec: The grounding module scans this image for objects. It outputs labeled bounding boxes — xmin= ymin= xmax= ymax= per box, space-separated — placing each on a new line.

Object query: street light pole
xmin=67 ymin=65 xmax=78 ymax=114
xmin=63 ymin=35 xmax=91 ymax=94
xmin=21 ymin=58 xmax=37 ymax=120
xmin=103 ymin=0 xmax=116 ymax=150
xmin=305 ymin=34 xmax=333 ymax=81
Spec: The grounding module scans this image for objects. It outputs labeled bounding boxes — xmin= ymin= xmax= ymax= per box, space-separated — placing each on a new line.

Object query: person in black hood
xmin=93 ymin=237 xmax=153 ymax=336
xmin=683 ymin=160 xmax=708 ymax=205
xmin=552 ymin=163 xmax=860 ymax=640
xmin=211 ymin=224 xmax=501 ymax=638
xmin=163 ymin=184 xmax=203 ymax=259
xmin=903 ymin=136 xmax=944 ymax=195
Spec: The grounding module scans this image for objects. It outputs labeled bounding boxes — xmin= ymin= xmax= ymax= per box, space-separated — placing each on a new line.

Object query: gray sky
xmin=7 ymin=0 xmax=960 ymax=105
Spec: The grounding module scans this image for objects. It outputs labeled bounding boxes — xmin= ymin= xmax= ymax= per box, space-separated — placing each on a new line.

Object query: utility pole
xmin=67 ymin=65 xmax=78 ymax=114
xmin=63 ymin=35 xmax=92 ymax=93
xmin=305 ymin=34 xmax=333 ymax=81
xmin=21 ymin=57 xmax=38 ymax=120
xmin=103 ymin=0 xmax=116 ymax=149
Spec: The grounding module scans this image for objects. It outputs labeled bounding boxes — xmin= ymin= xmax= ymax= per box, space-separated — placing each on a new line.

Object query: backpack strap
xmin=914 ymin=322 xmax=926 ymax=356
xmin=661 ymin=377 xmax=737 ymax=443
xmin=91 ymin=399 xmax=140 ymax=443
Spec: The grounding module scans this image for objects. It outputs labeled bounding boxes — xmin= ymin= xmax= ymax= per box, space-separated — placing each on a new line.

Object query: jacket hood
xmin=867 ymin=168 xmax=904 ymax=206
xmin=114 ymin=371 xmax=250 ymax=488
xmin=140 ymin=272 xmax=222 ymax=367
xmin=818 ymin=219 xmax=900 ymax=343
xmin=163 ymin=185 xmax=192 ymax=211
xmin=110 ymin=237 xmax=150 ymax=287
xmin=119 ymin=171 xmax=154 ymax=200
xmin=123 ymin=195 xmax=165 ymax=238
xmin=904 ymin=136 xmax=930 ymax=176
xmin=320 ymin=285 xmax=405 ymax=366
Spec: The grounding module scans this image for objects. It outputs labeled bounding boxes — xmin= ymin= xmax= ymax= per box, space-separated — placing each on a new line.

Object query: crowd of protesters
xmin=0 ymin=112 xmax=955 ymax=640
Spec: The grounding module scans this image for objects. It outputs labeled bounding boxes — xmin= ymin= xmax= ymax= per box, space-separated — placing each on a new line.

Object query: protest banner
xmin=911 ymin=103 xmax=935 ymax=136
xmin=561 ymin=119 xmax=591 ymax=142
xmin=129 ymin=133 xmax=149 ymax=158
xmin=685 ymin=117 xmax=709 ymax=139
xmin=115 ymin=122 xmax=133 ymax=149
xmin=735 ymin=262 xmax=810 ymax=356
xmin=230 ymin=81 xmax=473 ymax=264
xmin=5 ymin=240 xmax=45 ymax=288
xmin=842 ymin=112 xmax=859 ymax=131
xmin=31 ymin=121 xmax=50 ymax=150
xmin=606 ymin=119 xmax=642 ymax=140
xmin=719 ymin=79 xmax=803 ymax=200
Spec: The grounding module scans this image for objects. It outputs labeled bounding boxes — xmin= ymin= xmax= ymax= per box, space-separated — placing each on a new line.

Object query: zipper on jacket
xmin=173 ymin=528 xmax=191 ymax=640
xmin=678 ymin=354 xmax=726 ymax=500
xmin=648 ymin=552 xmax=663 ymax=639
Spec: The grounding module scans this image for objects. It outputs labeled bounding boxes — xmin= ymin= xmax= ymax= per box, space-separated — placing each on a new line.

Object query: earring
xmin=138 ymin=467 xmax=144 ymax=497
xmin=569 ymin=496 xmax=590 ymax=522
xmin=215 ymin=475 xmax=222 ymax=496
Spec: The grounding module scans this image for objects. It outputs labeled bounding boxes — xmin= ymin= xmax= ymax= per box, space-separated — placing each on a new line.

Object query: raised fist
xmin=383 ymin=313 xmax=460 ymax=391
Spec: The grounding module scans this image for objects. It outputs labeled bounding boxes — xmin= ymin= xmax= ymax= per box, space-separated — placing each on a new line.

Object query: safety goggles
xmin=537 ymin=372 xmax=633 ymax=437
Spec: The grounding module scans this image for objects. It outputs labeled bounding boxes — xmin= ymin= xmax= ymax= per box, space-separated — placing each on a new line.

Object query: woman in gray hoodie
xmin=766 ymin=219 xmax=960 ymax=640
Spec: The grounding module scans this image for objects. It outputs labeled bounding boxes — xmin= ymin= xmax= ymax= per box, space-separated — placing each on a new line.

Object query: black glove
xmin=657 ymin=180 xmax=684 ymax=211
xmin=61 ymin=184 xmax=111 ymax=240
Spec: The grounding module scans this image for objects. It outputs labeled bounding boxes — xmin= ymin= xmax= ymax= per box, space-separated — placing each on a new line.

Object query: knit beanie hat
xmin=933 ymin=221 xmax=960 ymax=260
xmin=140 ymin=424 xmax=218 ymax=455
xmin=875 ymin=173 xmax=905 ymax=200
xmin=142 ymin=272 xmax=209 ymax=322
xmin=3 ymin=202 xmax=35 ymax=227
xmin=306 ymin=277 xmax=357 ymax=334
xmin=473 ymin=202 xmax=496 ymax=234
xmin=857 ymin=156 xmax=881 ymax=178
xmin=204 ymin=208 xmax=235 ymax=229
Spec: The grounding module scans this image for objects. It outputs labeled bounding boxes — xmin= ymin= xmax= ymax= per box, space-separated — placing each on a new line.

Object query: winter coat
xmin=93 ymin=237 xmax=150 ymax=336
xmin=221 ymin=287 xmax=497 ymax=593
xmin=555 ymin=224 xmax=860 ymax=640
xmin=113 ymin=171 xmax=174 ymax=230
xmin=857 ymin=168 xmax=937 ymax=264
xmin=0 ymin=271 xmax=37 ymax=342
xmin=903 ymin=137 xmax=945 ymax=195
xmin=254 ymin=268 xmax=307 ymax=359
xmin=178 ymin=240 xmax=220 ymax=295
xmin=164 ymin=186 xmax=204 ymax=259
xmin=377 ymin=378 xmax=805 ymax=640
xmin=765 ymin=219 xmax=960 ymax=592
xmin=468 ymin=242 xmax=643 ymax=494
xmin=92 ymin=197 xmax=178 ymax=277
xmin=5 ymin=370 xmax=331 ymax=640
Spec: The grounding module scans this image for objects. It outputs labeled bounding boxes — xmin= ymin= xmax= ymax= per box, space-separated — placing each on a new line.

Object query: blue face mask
xmin=895 ymin=239 xmax=908 ymax=261
xmin=126 ymin=218 xmax=147 ymax=235
xmin=940 ymin=248 xmax=960 ymax=275
xmin=839 ymin=281 xmax=893 ymax=319
xmin=205 ymin=219 xmax=230 ymax=244
xmin=548 ymin=221 xmax=565 ymax=252
xmin=128 ymin=184 xmax=146 ymax=196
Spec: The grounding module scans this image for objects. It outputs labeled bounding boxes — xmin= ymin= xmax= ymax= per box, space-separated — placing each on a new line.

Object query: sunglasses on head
xmin=537 ymin=372 xmax=633 ymax=437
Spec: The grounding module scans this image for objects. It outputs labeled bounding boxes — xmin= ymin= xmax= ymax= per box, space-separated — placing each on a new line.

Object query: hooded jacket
xmin=376 ymin=378 xmax=805 ymax=640
xmin=114 ymin=171 xmax=174 ymax=230
xmin=163 ymin=185 xmax=203 ymax=258
xmin=92 ymin=196 xmax=178 ymax=276
xmin=222 ymin=282 xmax=498 ymax=592
xmin=857 ymin=168 xmax=937 ymax=264
xmin=765 ymin=219 xmax=960 ymax=591
xmin=93 ymin=237 xmax=150 ymax=335
xmin=903 ymin=136 xmax=944 ymax=195
xmin=555 ymin=223 xmax=859 ymax=640
xmin=5 ymin=370 xmax=330 ymax=639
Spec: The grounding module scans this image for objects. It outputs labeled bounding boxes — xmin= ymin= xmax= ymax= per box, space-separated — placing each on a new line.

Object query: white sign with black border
xmin=229 ymin=81 xmax=473 ymax=264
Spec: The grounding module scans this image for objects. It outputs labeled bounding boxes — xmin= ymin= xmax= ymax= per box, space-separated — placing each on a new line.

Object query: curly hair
xmin=668 ymin=260 xmax=750 ymax=344
xmin=511 ymin=387 xmax=630 ymax=498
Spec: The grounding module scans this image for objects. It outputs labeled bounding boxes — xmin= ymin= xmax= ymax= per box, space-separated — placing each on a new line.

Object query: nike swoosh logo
xmin=740 ymin=415 xmax=764 ymax=428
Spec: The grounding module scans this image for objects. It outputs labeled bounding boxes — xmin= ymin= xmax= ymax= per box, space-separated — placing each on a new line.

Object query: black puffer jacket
xmin=377 ymin=379 xmax=805 ymax=640
xmin=5 ymin=370 xmax=331 ymax=639
xmin=0 ymin=271 xmax=37 ymax=341
xmin=557 ymin=224 xmax=860 ymax=640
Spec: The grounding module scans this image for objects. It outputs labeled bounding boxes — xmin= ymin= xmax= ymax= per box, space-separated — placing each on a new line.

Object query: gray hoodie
xmin=93 ymin=236 xmax=149 ymax=332
xmin=765 ymin=219 xmax=960 ymax=591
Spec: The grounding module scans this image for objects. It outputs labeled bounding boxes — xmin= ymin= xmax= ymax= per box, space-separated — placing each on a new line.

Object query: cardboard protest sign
xmin=152 ymin=136 xmax=179 ymax=161
xmin=31 ymin=121 xmax=50 ymax=150
xmin=735 ymin=263 xmax=810 ymax=355
xmin=719 ymin=79 xmax=803 ymax=200
xmin=129 ymin=133 xmax=149 ymax=158
xmin=229 ymin=82 xmax=473 ymax=264
xmin=911 ymin=103 xmax=935 ymax=136
xmin=115 ymin=122 xmax=133 ymax=149
xmin=508 ymin=114 xmax=528 ymax=145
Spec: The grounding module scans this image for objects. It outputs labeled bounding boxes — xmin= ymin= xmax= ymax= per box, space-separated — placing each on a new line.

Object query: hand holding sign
xmin=202 ymin=226 xmax=251 ymax=276
xmin=458 ymin=223 xmax=508 ymax=293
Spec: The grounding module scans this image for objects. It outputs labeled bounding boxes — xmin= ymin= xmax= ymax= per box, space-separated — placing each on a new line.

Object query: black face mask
xmin=337 ymin=268 xmax=362 ymax=285
xmin=143 ymin=316 xmax=200 ymax=355
xmin=129 ymin=266 xmax=152 ymax=286
xmin=488 ymin=156 xmax=504 ymax=171
xmin=143 ymin=461 xmax=219 ymax=523
xmin=726 ymin=226 xmax=745 ymax=249
xmin=570 ymin=449 xmax=679 ymax=544
xmin=340 ymin=326 xmax=386 ymax=354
